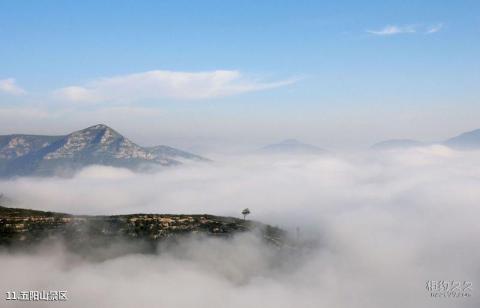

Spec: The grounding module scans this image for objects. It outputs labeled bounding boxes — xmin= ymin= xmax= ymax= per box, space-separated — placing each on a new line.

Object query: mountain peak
xmin=93 ymin=123 xmax=110 ymax=129
xmin=451 ymin=128 xmax=480 ymax=138
xmin=65 ymin=124 xmax=124 ymax=148
xmin=444 ymin=128 xmax=480 ymax=149
xmin=82 ymin=124 xmax=116 ymax=132
xmin=279 ymin=139 xmax=302 ymax=145
xmin=0 ymin=125 xmax=207 ymax=177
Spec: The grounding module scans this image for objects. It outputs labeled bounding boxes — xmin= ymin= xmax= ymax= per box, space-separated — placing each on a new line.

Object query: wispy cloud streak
xmin=367 ymin=23 xmax=444 ymax=36
xmin=426 ymin=23 xmax=444 ymax=34
xmin=53 ymin=70 xmax=299 ymax=103
xmin=0 ymin=78 xmax=26 ymax=96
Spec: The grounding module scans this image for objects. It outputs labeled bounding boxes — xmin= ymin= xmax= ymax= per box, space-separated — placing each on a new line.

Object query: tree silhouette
xmin=241 ymin=208 xmax=250 ymax=220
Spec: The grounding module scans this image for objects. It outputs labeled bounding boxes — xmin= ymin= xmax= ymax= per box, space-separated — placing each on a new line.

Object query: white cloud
xmin=366 ymin=25 xmax=416 ymax=36
xmin=0 ymin=78 xmax=26 ymax=96
xmin=426 ymin=23 xmax=444 ymax=34
xmin=53 ymin=70 xmax=298 ymax=103
xmin=367 ymin=23 xmax=444 ymax=36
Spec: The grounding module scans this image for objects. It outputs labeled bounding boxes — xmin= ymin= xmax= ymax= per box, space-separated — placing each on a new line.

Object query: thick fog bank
xmin=1 ymin=146 xmax=480 ymax=307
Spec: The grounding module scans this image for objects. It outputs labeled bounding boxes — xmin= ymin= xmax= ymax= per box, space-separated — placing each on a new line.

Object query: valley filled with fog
xmin=1 ymin=146 xmax=479 ymax=307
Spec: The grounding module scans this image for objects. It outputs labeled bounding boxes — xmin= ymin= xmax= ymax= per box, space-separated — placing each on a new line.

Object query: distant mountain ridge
xmin=371 ymin=128 xmax=480 ymax=150
xmin=0 ymin=124 xmax=207 ymax=177
xmin=371 ymin=139 xmax=424 ymax=150
xmin=260 ymin=139 xmax=325 ymax=155
xmin=444 ymin=128 xmax=480 ymax=149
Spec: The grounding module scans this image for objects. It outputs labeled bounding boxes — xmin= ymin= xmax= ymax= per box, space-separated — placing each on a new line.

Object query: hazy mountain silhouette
xmin=0 ymin=124 xmax=207 ymax=177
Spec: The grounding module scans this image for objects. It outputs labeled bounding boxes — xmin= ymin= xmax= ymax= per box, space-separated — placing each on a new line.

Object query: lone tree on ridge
xmin=241 ymin=208 xmax=250 ymax=220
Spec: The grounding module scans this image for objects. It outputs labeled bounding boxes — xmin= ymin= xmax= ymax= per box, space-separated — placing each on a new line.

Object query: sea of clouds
xmin=1 ymin=145 xmax=479 ymax=307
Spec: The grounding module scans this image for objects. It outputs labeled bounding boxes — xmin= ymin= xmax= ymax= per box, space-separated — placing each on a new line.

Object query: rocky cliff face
xmin=0 ymin=124 xmax=207 ymax=177
xmin=0 ymin=205 xmax=285 ymax=255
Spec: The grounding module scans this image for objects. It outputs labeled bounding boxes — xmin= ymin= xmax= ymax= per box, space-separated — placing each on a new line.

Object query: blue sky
xmin=0 ymin=1 xmax=479 ymax=151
